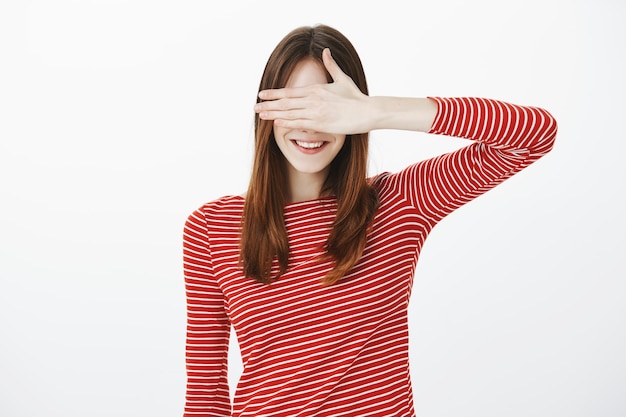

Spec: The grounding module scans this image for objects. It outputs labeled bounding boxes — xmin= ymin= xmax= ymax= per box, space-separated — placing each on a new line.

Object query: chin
xmin=293 ymin=165 xmax=330 ymax=175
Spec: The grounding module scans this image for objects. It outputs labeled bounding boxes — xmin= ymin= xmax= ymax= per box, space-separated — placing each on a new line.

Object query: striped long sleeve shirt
xmin=182 ymin=97 xmax=558 ymax=416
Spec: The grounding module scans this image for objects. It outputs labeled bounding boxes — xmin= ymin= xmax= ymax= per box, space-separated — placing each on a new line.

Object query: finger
xmin=258 ymin=88 xmax=288 ymax=100
xmin=322 ymin=48 xmax=347 ymax=82
xmin=273 ymin=118 xmax=320 ymax=131
xmin=258 ymin=85 xmax=313 ymax=100
xmin=254 ymin=97 xmax=306 ymax=113
xmin=257 ymin=109 xmax=309 ymax=121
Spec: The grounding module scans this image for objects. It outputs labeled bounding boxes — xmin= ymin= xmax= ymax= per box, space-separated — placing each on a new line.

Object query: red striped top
xmin=182 ymin=97 xmax=557 ymax=416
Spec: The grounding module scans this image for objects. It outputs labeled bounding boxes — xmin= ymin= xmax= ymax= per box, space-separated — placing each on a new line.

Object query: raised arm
xmin=387 ymin=96 xmax=557 ymax=220
xmin=254 ymin=48 xmax=438 ymax=134
xmin=183 ymin=209 xmax=231 ymax=416
xmin=255 ymin=48 xmax=557 ymax=220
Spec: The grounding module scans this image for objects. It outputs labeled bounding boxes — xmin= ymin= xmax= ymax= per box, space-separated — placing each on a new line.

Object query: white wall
xmin=1 ymin=1 xmax=624 ymax=416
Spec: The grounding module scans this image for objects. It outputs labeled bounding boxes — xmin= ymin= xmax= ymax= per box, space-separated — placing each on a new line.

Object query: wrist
xmin=369 ymin=96 xmax=438 ymax=132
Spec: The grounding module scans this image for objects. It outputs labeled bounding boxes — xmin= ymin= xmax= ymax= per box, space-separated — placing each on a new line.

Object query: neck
xmin=286 ymin=168 xmax=329 ymax=203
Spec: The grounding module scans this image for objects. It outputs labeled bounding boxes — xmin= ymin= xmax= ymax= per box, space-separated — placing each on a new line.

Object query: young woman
xmin=182 ymin=24 xmax=557 ymax=416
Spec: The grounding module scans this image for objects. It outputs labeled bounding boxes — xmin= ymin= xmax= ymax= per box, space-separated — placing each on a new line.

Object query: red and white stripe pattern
xmin=182 ymin=97 xmax=557 ymax=416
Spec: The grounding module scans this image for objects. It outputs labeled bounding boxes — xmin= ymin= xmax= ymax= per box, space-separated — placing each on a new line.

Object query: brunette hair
xmin=240 ymin=24 xmax=379 ymax=286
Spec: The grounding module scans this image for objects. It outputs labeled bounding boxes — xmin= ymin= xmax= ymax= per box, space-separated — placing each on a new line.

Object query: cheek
xmin=273 ymin=123 xmax=287 ymax=140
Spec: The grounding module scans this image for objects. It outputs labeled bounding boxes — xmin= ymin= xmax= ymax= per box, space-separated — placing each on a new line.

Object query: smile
xmin=294 ymin=140 xmax=325 ymax=149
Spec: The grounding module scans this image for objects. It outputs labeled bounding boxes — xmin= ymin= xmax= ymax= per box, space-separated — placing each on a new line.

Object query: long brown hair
xmin=240 ymin=24 xmax=379 ymax=286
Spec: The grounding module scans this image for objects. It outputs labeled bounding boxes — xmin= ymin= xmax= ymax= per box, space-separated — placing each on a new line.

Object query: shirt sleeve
xmin=386 ymin=96 xmax=558 ymax=222
xmin=183 ymin=208 xmax=232 ymax=417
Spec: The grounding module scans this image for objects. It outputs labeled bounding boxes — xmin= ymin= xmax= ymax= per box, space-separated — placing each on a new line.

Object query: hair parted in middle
xmin=240 ymin=24 xmax=379 ymax=286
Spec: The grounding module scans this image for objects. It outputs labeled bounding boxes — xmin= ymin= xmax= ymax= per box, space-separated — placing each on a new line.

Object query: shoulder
xmin=368 ymin=167 xmax=413 ymax=198
xmin=184 ymin=195 xmax=245 ymax=241
xmin=368 ymin=171 xmax=391 ymax=189
xmin=368 ymin=160 xmax=431 ymax=206
xmin=183 ymin=196 xmax=244 ymax=252
xmin=189 ymin=195 xmax=245 ymax=222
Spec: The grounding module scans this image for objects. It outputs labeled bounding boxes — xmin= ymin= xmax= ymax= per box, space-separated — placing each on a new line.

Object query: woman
xmin=182 ymin=24 xmax=557 ymax=416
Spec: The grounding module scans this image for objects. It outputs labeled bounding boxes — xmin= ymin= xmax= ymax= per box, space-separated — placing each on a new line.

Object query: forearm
xmin=367 ymin=96 xmax=438 ymax=133
xmin=427 ymin=97 xmax=557 ymax=153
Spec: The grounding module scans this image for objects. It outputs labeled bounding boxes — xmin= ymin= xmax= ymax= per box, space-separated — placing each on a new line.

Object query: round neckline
xmin=232 ymin=194 xmax=337 ymax=210
xmin=285 ymin=195 xmax=336 ymax=206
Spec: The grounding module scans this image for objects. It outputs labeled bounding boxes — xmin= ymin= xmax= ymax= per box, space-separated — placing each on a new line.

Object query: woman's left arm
xmin=255 ymin=49 xmax=558 ymax=219
xmin=393 ymin=96 xmax=557 ymax=219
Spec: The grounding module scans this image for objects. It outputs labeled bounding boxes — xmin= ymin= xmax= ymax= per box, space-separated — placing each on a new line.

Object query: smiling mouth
xmin=293 ymin=140 xmax=326 ymax=149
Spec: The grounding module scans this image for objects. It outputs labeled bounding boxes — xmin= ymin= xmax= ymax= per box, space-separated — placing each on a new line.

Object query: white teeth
xmin=295 ymin=141 xmax=324 ymax=149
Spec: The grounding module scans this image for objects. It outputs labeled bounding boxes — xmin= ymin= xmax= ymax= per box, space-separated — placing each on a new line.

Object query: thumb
xmin=322 ymin=48 xmax=348 ymax=82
